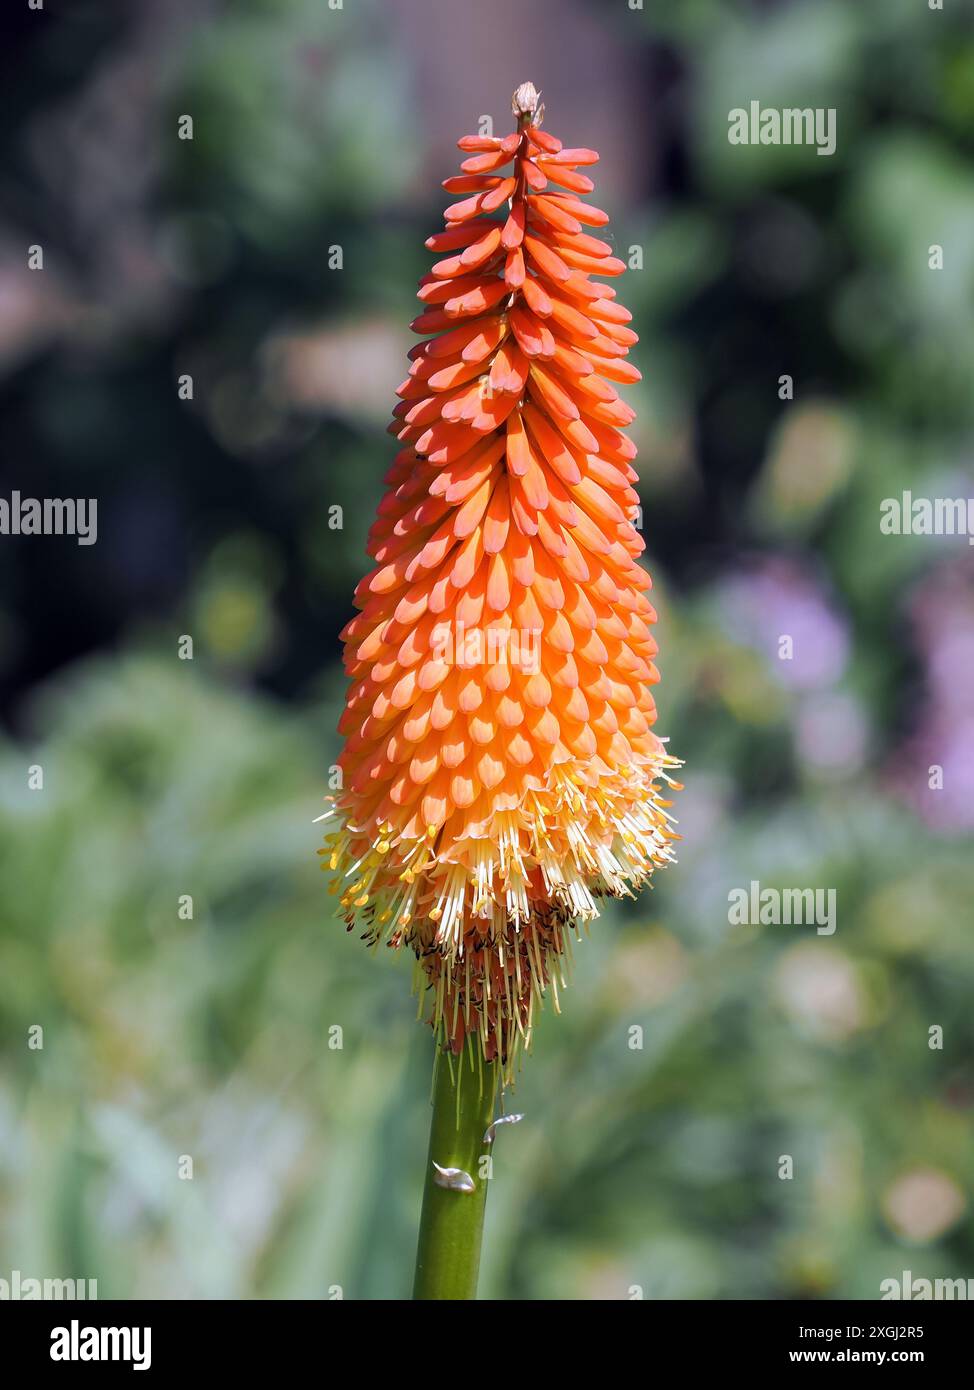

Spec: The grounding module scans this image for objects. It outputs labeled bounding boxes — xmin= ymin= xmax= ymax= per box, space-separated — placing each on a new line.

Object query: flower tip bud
xmin=512 ymin=82 xmax=540 ymax=120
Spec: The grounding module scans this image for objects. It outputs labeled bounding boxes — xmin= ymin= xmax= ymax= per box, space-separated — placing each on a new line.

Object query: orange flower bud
xmin=322 ymin=86 xmax=681 ymax=1084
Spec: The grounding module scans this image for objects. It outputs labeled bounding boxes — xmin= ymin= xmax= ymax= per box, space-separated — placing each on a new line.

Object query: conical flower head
xmin=322 ymin=85 xmax=680 ymax=1084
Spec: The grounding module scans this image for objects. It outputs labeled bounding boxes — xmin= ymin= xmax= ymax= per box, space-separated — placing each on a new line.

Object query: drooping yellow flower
xmin=321 ymin=83 xmax=680 ymax=1085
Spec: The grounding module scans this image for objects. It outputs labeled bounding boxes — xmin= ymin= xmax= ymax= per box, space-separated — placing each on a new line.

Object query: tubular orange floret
xmin=322 ymin=84 xmax=681 ymax=1086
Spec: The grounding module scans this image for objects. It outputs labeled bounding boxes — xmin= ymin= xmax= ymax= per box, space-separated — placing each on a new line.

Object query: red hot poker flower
xmin=321 ymin=83 xmax=681 ymax=1086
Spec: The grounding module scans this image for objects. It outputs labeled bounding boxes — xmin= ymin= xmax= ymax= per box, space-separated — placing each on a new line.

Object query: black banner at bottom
xmin=1 ymin=1297 xmax=969 ymax=1372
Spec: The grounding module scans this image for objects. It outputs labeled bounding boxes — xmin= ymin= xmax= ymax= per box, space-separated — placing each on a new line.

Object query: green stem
xmin=412 ymin=1042 xmax=497 ymax=1300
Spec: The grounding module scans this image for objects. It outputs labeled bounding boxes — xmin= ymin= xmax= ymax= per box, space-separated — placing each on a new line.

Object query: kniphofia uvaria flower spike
xmin=321 ymin=82 xmax=681 ymax=1090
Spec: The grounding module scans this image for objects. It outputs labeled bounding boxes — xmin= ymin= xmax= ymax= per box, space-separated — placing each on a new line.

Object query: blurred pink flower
xmin=893 ymin=560 xmax=974 ymax=831
xmin=717 ymin=557 xmax=850 ymax=691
